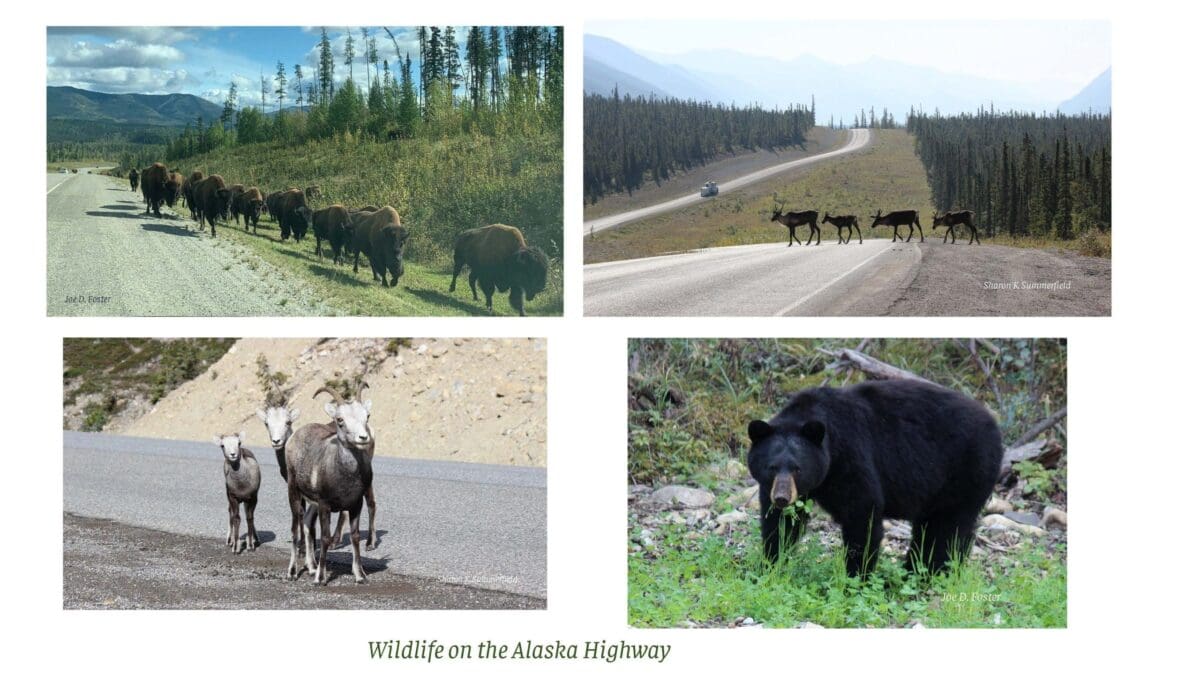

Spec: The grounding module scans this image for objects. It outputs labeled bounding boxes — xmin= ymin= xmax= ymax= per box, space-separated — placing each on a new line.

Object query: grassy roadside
xmin=586 ymin=129 xmax=934 ymax=264
xmin=165 ymin=131 xmax=563 ymax=316
xmin=164 ymin=199 xmax=561 ymax=316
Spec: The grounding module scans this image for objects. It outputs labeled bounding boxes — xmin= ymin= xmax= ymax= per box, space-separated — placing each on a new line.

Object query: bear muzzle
xmin=771 ymin=474 xmax=798 ymax=509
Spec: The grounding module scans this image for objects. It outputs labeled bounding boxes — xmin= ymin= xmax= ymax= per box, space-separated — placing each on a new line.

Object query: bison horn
xmin=312 ymin=386 xmax=344 ymax=406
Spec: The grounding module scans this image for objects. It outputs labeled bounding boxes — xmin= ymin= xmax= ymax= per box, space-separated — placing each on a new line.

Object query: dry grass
xmin=584 ymin=129 xmax=936 ymax=264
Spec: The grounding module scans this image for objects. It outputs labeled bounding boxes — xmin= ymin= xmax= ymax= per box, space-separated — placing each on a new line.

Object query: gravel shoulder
xmin=47 ymin=172 xmax=328 ymax=316
xmin=883 ymin=242 xmax=1111 ymax=316
xmin=64 ymin=514 xmax=544 ymax=610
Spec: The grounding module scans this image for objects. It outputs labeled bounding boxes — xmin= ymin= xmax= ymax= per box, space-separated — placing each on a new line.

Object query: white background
xmin=10 ymin=0 xmax=1200 ymax=671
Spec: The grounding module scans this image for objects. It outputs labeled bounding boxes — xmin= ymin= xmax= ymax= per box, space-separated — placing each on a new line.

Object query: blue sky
xmin=47 ymin=27 xmax=439 ymax=107
xmin=588 ymin=20 xmax=1110 ymax=96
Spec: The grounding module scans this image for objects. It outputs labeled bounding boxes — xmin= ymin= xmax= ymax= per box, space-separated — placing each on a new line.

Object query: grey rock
xmin=650 ymin=485 xmax=715 ymax=509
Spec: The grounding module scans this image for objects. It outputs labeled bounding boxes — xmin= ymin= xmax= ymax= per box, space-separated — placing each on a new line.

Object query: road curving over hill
xmin=583 ymin=128 xmax=873 ymax=235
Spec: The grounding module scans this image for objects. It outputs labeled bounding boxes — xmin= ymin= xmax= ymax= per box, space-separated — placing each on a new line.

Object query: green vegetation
xmin=63 ymin=339 xmax=235 ymax=428
xmin=629 ymin=519 xmax=1067 ymax=628
xmin=584 ymin=93 xmax=814 ymax=203
xmin=628 ymin=339 xmax=1067 ymax=628
xmin=103 ymin=26 xmax=563 ymax=315
xmin=908 ymin=110 xmax=1110 ymax=241
xmin=587 ymin=129 xmax=931 ymax=263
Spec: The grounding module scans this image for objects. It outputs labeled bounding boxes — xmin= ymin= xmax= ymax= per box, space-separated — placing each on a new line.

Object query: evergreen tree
xmin=274 ymin=61 xmax=288 ymax=113
xmin=221 ymin=81 xmax=238 ymax=130
xmin=318 ymin=28 xmax=334 ymax=104
xmin=294 ymin=64 xmax=305 ymax=111
xmin=344 ymin=29 xmax=356 ymax=90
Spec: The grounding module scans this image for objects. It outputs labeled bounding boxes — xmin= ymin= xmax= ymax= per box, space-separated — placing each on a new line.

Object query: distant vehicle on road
xmin=700 ymin=181 xmax=719 ymax=197
xmin=58 ymin=168 xmax=68 ymax=174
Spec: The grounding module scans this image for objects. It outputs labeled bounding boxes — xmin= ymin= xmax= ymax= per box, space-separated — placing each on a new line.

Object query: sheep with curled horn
xmin=257 ymin=382 xmax=378 ymax=551
xmin=284 ymin=382 xmax=378 ymax=584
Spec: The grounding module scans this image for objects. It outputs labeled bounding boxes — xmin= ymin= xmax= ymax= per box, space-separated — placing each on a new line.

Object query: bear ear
xmin=748 ymin=419 xmax=774 ymax=443
xmin=800 ymin=420 xmax=825 ymax=446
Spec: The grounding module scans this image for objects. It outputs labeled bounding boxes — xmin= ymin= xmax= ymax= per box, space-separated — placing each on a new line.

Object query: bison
xmin=304 ymin=185 xmax=322 ymax=201
xmin=312 ymin=205 xmax=353 ymax=263
xmin=274 ymin=189 xmax=312 ymax=241
xmin=226 ymin=184 xmax=246 ymax=224
xmin=265 ymin=190 xmax=287 ymax=223
xmin=193 ymin=175 xmax=233 ymax=237
xmin=234 ymin=187 xmax=266 ymax=234
xmin=140 ymin=163 xmax=170 ymax=218
xmin=165 ymin=171 xmax=185 ymax=208
xmin=128 ymin=168 xmax=139 ymax=192
xmin=449 ymin=224 xmax=549 ymax=317
xmin=183 ymin=170 xmax=204 ymax=223
xmin=350 ymin=206 xmax=408 ymax=286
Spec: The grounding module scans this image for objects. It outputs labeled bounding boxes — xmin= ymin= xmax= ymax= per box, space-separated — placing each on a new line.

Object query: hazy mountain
xmin=584 ymin=56 xmax=672 ymax=100
xmin=585 ymin=35 xmax=1095 ymax=122
xmin=1058 ymin=67 xmax=1111 ymax=114
xmin=47 ymin=86 xmax=223 ymax=126
xmin=582 ymin=35 xmax=718 ymax=101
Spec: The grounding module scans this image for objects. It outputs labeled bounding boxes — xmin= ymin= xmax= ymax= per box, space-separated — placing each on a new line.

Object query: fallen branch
xmin=817 ymin=348 xmax=935 ymax=385
xmin=1012 ymin=407 xmax=1068 ymax=447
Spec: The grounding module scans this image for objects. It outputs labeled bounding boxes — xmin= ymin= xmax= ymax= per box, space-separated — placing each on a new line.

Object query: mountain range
xmin=47 ymin=86 xmax=223 ymax=126
xmin=583 ymin=35 xmax=1110 ymax=121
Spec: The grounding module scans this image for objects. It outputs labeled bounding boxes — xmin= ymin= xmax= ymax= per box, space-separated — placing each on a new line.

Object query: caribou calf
xmin=870 ymin=209 xmax=925 ymax=243
xmin=932 ymin=210 xmax=980 ymax=245
xmin=822 ymin=213 xmax=862 ymax=244
xmin=216 ymin=432 xmax=261 ymax=553
xmin=771 ymin=207 xmax=821 ymax=246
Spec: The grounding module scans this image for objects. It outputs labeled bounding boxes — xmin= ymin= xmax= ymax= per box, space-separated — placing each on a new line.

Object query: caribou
xmin=771 ymin=206 xmax=821 ymax=246
xmin=822 ymin=213 xmax=863 ymax=244
xmin=932 ymin=210 xmax=980 ymax=245
xmin=870 ymin=209 xmax=925 ymax=243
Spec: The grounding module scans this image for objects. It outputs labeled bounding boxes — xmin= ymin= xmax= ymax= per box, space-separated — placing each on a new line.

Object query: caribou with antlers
xmin=870 ymin=209 xmax=925 ymax=243
xmin=932 ymin=210 xmax=980 ymax=245
xmin=771 ymin=205 xmax=822 ymax=246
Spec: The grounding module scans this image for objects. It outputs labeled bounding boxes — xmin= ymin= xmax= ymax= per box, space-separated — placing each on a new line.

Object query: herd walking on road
xmin=127 ymin=162 xmax=548 ymax=315
xmin=770 ymin=204 xmax=980 ymax=247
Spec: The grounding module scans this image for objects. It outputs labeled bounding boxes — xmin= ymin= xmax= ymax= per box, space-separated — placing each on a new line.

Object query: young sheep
xmin=215 ymin=432 xmax=261 ymax=553
xmin=285 ymin=383 xmax=376 ymax=584
xmin=257 ymin=399 xmax=378 ymax=551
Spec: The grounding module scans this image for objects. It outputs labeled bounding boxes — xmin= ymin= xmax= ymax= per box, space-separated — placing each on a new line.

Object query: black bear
xmin=747 ymin=379 xmax=1003 ymax=577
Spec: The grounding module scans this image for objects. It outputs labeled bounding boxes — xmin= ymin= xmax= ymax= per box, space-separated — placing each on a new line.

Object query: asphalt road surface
xmin=63 ymin=431 xmax=546 ymax=608
xmin=585 ymin=239 xmax=918 ymax=316
xmin=46 ymin=172 xmax=326 ymax=316
xmin=583 ymin=128 xmax=872 ymax=235
xmin=584 ymin=240 xmax=1111 ymax=316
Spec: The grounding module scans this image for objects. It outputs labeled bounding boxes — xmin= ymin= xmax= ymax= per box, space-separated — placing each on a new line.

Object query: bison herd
xmin=127 ymin=163 xmax=548 ymax=315
xmin=769 ymin=205 xmax=980 ymax=246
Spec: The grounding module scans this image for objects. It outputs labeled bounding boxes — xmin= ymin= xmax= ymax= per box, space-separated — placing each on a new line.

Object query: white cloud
xmin=48 ymin=66 xmax=192 ymax=94
xmin=51 ymin=39 xmax=184 ymax=68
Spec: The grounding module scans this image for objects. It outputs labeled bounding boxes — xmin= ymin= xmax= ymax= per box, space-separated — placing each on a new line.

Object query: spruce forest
xmin=907 ymin=110 xmax=1111 ymax=240
xmin=583 ymin=92 xmax=815 ymax=204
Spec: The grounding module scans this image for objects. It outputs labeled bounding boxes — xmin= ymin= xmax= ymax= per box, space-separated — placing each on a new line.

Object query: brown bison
xmin=304 ymin=185 xmax=322 ymax=201
xmin=193 ymin=175 xmax=233 ymax=237
xmin=128 ymin=168 xmax=139 ymax=192
xmin=450 ymin=224 xmax=549 ymax=317
xmin=227 ymin=184 xmax=246 ymax=223
xmin=312 ymin=205 xmax=353 ymax=262
xmin=140 ymin=163 xmax=170 ymax=217
xmin=234 ymin=187 xmax=266 ymax=233
xmin=183 ymin=170 xmax=204 ymax=222
xmin=275 ymin=189 xmax=312 ymax=241
xmin=350 ymin=206 xmax=408 ymax=286
xmin=165 ymin=171 xmax=185 ymax=208
xmin=265 ymin=190 xmax=287 ymax=223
